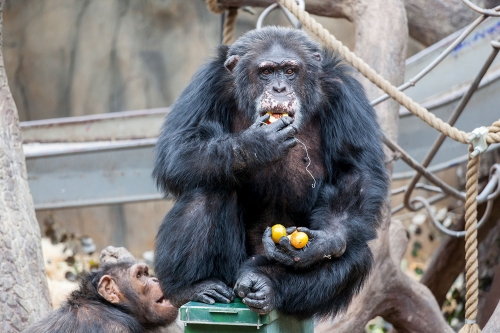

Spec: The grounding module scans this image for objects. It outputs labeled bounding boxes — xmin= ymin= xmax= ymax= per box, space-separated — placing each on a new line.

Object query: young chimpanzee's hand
xmin=169 ymin=279 xmax=234 ymax=307
xmin=262 ymin=227 xmax=347 ymax=269
xmin=233 ymin=115 xmax=297 ymax=171
xmin=234 ymin=272 xmax=275 ymax=314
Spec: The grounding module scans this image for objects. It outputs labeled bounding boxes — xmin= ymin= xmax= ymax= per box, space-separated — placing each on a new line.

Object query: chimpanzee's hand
xmin=169 ymin=279 xmax=235 ymax=307
xmin=233 ymin=114 xmax=297 ymax=170
xmin=262 ymin=227 xmax=347 ymax=269
xmin=234 ymin=272 xmax=275 ymax=314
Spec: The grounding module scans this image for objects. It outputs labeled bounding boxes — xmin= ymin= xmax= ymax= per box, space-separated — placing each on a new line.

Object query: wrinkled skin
xmin=169 ymin=279 xmax=235 ymax=307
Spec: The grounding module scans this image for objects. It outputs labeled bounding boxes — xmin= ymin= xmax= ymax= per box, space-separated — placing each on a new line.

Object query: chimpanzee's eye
xmin=285 ymin=68 xmax=294 ymax=75
xmin=136 ymin=272 xmax=142 ymax=279
xmin=262 ymin=69 xmax=271 ymax=75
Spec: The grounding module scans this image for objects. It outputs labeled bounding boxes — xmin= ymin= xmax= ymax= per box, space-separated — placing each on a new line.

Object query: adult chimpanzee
xmin=23 ymin=260 xmax=178 ymax=333
xmin=153 ymin=26 xmax=388 ymax=320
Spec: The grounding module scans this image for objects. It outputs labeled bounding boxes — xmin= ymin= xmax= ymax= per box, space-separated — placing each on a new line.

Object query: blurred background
xmin=3 ymin=0 xmax=425 ymax=258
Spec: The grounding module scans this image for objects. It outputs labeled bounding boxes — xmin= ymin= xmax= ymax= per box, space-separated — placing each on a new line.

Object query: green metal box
xmin=180 ymin=298 xmax=314 ymax=333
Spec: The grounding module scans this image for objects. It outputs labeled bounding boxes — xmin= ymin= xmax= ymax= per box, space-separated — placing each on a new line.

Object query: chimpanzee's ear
xmin=98 ymin=275 xmax=122 ymax=304
xmin=224 ymin=55 xmax=240 ymax=72
xmin=312 ymin=52 xmax=322 ymax=62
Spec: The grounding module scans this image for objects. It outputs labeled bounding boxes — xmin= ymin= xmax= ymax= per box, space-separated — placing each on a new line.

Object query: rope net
xmin=205 ymin=1 xmax=500 ymax=331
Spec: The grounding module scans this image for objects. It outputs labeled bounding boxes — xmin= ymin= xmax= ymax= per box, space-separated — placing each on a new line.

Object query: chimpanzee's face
xmin=253 ymin=46 xmax=301 ymax=124
xmin=225 ymin=42 xmax=322 ymax=129
xmin=126 ymin=263 xmax=178 ymax=325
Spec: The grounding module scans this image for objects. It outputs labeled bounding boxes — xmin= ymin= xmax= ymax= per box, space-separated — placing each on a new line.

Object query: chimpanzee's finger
xmin=282 ymin=137 xmax=297 ymax=150
xmin=243 ymin=297 xmax=274 ymax=314
xmin=262 ymin=228 xmax=276 ymax=253
xmin=234 ymin=277 xmax=253 ymax=298
xmin=279 ymin=235 xmax=297 ymax=253
xmin=268 ymin=115 xmax=293 ymax=131
xmin=194 ymin=294 xmax=215 ymax=304
xmin=213 ymin=283 xmax=235 ymax=301
xmin=252 ymin=114 xmax=270 ymax=128
xmin=242 ymin=297 xmax=267 ymax=309
xmin=286 ymin=227 xmax=297 ymax=234
xmin=263 ymin=237 xmax=294 ymax=265
xmin=204 ymin=289 xmax=231 ymax=304
xmin=263 ymin=226 xmax=272 ymax=238
xmin=246 ymin=291 xmax=267 ymax=300
xmin=268 ymin=247 xmax=295 ymax=266
xmin=296 ymin=227 xmax=320 ymax=238
xmin=278 ymin=124 xmax=298 ymax=140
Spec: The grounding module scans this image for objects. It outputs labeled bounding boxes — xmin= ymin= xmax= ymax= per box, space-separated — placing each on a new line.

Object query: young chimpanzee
xmin=23 ymin=259 xmax=178 ymax=332
xmin=153 ymin=26 xmax=388 ymax=319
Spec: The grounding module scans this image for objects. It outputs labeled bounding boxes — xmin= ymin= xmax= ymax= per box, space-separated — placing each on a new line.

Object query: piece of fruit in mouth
xmin=266 ymin=112 xmax=289 ymax=124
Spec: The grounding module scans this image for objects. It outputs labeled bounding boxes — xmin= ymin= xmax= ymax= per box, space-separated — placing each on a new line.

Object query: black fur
xmin=23 ymin=263 xmax=170 ymax=333
xmin=153 ymin=27 xmax=388 ymax=320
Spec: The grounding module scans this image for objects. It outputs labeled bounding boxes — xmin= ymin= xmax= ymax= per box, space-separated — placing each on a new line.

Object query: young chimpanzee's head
xmin=224 ymin=26 xmax=324 ymax=128
xmin=94 ymin=261 xmax=178 ymax=328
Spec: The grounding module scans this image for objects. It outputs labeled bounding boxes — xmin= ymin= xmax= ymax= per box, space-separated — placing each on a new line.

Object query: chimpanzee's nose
xmin=272 ymin=82 xmax=287 ymax=94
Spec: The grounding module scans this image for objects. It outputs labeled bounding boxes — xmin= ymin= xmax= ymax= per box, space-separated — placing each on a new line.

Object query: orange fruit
xmin=289 ymin=231 xmax=308 ymax=249
xmin=271 ymin=224 xmax=287 ymax=243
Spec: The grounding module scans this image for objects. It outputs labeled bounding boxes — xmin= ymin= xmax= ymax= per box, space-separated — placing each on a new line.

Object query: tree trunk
xmin=404 ymin=0 xmax=479 ymax=46
xmin=0 ymin=0 xmax=52 ymax=331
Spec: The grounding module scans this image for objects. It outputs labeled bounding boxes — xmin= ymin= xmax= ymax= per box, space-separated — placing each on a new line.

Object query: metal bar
xmin=391 ymin=194 xmax=447 ymax=215
xmin=391 ymin=183 xmax=446 ymax=195
xmin=399 ymin=65 xmax=500 ymax=118
xmin=384 ymin=134 xmax=465 ymax=200
xmin=461 ymin=2 xmax=500 ymax=17
xmin=371 ymin=15 xmax=488 ymax=106
xmin=403 ymin=43 xmax=500 ymax=210
xmin=392 ymin=143 xmax=500 ymax=180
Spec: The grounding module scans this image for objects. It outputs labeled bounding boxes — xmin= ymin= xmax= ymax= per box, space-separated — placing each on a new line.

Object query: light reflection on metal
xmin=256 ymin=0 xmax=305 ymax=30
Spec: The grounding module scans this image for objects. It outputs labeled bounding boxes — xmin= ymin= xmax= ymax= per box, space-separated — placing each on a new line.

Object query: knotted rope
xmin=460 ymin=146 xmax=481 ymax=333
xmin=206 ymin=0 xmax=238 ymax=45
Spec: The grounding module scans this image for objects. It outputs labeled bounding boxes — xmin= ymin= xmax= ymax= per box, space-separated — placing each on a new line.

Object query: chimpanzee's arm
xmin=237 ymin=168 xmax=387 ymax=319
xmin=153 ymin=47 xmax=297 ymax=197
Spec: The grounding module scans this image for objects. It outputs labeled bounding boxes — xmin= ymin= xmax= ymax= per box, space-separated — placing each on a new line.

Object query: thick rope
xmin=222 ymin=8 xmax=238 ymax=45
xmin=487 ymin=119 xmax=500 ymax=144
xmin=206 ymin=0 xmax=238 ymax=45
xmin=206 ymin=0 xmax=226 ymax=14
xmin=459 ymin=146 xmax=481 ymax=333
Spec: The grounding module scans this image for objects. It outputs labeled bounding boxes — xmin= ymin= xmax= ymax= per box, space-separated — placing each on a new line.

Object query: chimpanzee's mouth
xmin=262 ymin=111 xmax=295 ymax=124
xmin=156 ymin=296 xmax=172 ymax=307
